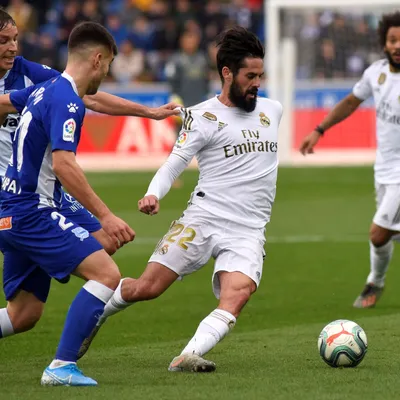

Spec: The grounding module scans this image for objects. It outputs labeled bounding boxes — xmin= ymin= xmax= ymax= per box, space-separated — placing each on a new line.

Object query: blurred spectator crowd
xmin=291 ymin=11 xmax=382 ymax=80
xmin=0 ymin=0 xmax=264 ymax=84
xmin=0 ymin=0 xmax=385 ymax=84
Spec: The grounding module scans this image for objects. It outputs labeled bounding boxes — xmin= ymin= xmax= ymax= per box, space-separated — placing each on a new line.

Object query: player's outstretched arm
xmin=138 ymin=109 xmax=211 ymax=215
xmin=83 ymin=91 xmax=182 ymax=120
xmin=299 ymin=93 xmax=363 ymax=155
xmin=52 ymin=150 xmax=135 ymax=247
xmin=138 ymin=154 xmax=189 ymax=215
xmin=0 ymin=94 xmax=18 ymax=115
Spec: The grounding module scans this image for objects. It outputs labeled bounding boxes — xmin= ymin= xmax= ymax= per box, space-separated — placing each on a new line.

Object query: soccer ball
xmin=318 ymin=319 xmax=367 ymax=368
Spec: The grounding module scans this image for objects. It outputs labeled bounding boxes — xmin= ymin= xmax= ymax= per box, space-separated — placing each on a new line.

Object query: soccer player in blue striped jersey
xmin=0 ymin=21 xmax=135 ymax=386
xmin=0 ymin=7 xmax=179 ymax=257
xmin=0 ymin=7 xmax=179 ymax=347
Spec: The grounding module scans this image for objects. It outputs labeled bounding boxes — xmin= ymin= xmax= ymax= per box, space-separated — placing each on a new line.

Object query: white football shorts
xmin=148 ymin=205 xmax=266 ymax=298
xmin=373 ymin=182 xmax=400 ymax=231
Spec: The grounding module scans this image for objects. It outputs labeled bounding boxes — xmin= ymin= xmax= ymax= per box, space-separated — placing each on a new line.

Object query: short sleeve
xmin=171 ymin=109 xmax=213 ymax=163
xmin=353 ymin=68 xmax=373 ymax=101
xmin=49 ymin=98 xmax=84 ymax=153
xmin=10 ymin=85 xmax=37 ymax=113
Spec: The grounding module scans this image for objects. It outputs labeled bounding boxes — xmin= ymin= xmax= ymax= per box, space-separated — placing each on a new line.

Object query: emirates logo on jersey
xmin=223 ymin=129 xmax=278 ymax=158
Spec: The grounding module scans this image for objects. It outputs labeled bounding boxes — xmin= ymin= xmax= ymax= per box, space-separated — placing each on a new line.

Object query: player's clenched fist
xmin=99 ymin=212 xmax=135 ymax=248
xmin=299 ymin=130 xmax=321 ymax=156
xmin=138 ymin=195 xmax=160 ymax=215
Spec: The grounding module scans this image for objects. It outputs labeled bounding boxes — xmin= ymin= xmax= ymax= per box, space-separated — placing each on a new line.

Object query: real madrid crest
xmin=378 ymin=73 xmax=386 ymax=85
xmin=159 ymin=244 xmax=169 ymax=255
xmin=259 ymin=112 xmax=270 ymax=127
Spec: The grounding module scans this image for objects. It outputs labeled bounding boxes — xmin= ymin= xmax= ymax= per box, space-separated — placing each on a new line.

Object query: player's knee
xmin=102 ymin=268 xmax=121 ymax=290
xmin=77 ymin=251 xmax=121 ymax=289
xmin=96 ymin=261 xmax=121 ymax=290
xmin=369 ymin=225 xmax=392 ymax=247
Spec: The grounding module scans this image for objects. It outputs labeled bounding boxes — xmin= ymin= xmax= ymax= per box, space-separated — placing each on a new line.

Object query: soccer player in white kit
xmin=300 ymin=12 xmax=400 ymax=308
xmin=78 ymin=26 xmax=283 ymax=371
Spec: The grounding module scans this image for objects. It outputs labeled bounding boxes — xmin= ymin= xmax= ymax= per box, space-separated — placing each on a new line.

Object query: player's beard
xmin=385 ymin=51 xmax=400 ymax=71
xmin=229 ymin=79 xmax=258 ymax=112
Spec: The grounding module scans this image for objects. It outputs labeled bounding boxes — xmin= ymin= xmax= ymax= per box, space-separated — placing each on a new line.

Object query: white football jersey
xmin=172 ymin=96 xmax=283 ymax=229
xmin=353 ymin=59 xmax=400 ymax=184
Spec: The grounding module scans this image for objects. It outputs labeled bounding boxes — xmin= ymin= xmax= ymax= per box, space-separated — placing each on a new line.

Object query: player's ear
xmin=222 ymin=67 xmax=232 ymax=84
xmin=93 ymin=52 xmax=102 ymax=70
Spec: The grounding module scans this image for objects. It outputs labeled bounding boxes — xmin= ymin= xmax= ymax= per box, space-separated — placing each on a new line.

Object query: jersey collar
xmin=0 ymin=69 xmax=11 ymax=82
xmin=61 ymin=71 xmax=79 ymax=95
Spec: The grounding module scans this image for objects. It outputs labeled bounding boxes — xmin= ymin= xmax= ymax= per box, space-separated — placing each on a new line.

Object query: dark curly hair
xmin=216 ymin=26 xmax=264 ymax=83
xmin=378 ymin=11 xmax=400 ymax=48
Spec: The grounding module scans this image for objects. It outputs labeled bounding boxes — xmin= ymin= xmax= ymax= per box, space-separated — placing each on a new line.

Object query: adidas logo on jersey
xmin=67 ymin=103 xmax=79 ymax=113
xmin=218 ymin=121 xmax=228 ymax=131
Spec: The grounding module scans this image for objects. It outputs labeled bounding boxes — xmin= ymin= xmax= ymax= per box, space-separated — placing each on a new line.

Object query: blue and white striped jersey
xmin=0 ymin=72 xmax=85 ymax=215
xmin=0 ymin=56 xmax=59 ymax=177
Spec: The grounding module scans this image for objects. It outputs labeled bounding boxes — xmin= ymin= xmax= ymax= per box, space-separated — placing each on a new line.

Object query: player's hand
xmin=138 ymin=195 xmax=160 ymax=215
xmin=151 ymin=103 xmax=182 ymax=120
xmin=99 ymin=213 xmax=135 ymax=249
xmin=299 ymin=131 xmax=321 ymax=155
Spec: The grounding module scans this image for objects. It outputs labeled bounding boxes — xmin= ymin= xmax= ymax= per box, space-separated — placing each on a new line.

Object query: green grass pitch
xmin=2 ymin=167 xmax=400 ymax=400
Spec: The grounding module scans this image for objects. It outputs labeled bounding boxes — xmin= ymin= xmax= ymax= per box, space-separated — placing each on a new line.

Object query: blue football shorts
xmin=0 ymin=207 xmax=103 ymax=303
xmin=60 ymin=191 xmax=102 ymax=233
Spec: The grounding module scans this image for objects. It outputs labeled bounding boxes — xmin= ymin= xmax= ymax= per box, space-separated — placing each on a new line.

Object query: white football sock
xmin=49 ymin=360 xmax=76 ymax=369
xmin=366 ymin=240 xmax=393 ymax=288
xmin=101 ymin=278 xmax=132 ymax=321
xmin=0 ymin=308 xmax=14 ymax=338
xmin=181 ymin=309 xmax=236 ymax=357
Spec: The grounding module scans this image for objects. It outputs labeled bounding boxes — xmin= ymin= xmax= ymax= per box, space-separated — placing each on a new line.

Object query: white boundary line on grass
xmin=132 ymin=234 xmax=368 ymax=245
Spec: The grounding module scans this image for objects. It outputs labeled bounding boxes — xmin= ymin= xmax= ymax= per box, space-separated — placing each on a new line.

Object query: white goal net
xmin=265 ymin=0 xmax=400 ymax=165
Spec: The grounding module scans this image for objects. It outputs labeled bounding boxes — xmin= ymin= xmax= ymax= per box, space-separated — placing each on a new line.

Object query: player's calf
xmin=3 ymin=291 xmax=44 ymax=335
xmin=217 ymin=271 xmax=256 ymax=318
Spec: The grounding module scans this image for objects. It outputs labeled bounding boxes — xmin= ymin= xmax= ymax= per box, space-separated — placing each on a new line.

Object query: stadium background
xmin=3 ymin=1 xmax=400 ymax=400
xmin=0 ymin=0 xmax=382 ymax=168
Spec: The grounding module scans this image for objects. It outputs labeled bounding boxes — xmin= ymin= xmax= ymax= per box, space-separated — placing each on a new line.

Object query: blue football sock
xmin=55 ymin=281 xmax=114 ymax=362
